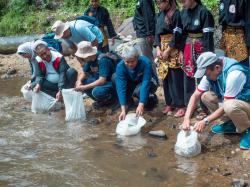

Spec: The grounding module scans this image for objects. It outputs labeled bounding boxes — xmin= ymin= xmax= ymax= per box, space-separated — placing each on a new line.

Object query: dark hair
xmin=206 ymin=59 xmax=222 ymax=71
xmin=157 ymin=0 xmax=178 ymax=24
xmin=195 ymin=0 xmax=202 ymax=5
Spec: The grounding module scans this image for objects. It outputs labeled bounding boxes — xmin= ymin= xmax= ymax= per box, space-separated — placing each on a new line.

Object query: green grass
xmin=0 ymin=0 xmax=218 ymax=37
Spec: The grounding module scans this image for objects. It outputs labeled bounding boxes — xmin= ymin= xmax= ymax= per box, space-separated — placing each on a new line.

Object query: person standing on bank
xmin=74 ymin=41 xmax=117 ymax=109
xmin=115 ymin=46 xmax=158 ymax=121
xmin=182 ymin=52 xmax=250 ymax=150
xmin=32 ymin=40 xmax=78 ymax=100
xmin=85 ymin=0 xmax=117 ymax=53
xmin=154 ymin=0 xmax=185 ymax=117
xmin=179 ymin=0 xmax=215 ymax=115
xmin=219 ymin=0 xmax=250 ymax=67
xmin=51 ymin=20 xmax=103 ymax=53
xmin=133 ymin=0 xmax=156 ymax=62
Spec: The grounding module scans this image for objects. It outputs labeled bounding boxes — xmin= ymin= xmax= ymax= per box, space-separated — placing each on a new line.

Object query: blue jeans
xmin=83 ymin=77 xmax=115 ymax=102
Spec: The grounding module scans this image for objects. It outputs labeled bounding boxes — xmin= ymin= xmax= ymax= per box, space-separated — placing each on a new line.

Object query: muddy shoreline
xmin=0 ymin=54 xmax=250 ymax=187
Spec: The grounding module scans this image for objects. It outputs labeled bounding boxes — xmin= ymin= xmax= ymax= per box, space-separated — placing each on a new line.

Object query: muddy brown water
xmin=0 ymin=77 xmax=249 ymax=187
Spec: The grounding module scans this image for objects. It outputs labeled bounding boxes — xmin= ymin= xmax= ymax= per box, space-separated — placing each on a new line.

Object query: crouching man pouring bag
xmin=181 ymin=52 xmax=250 ymax=149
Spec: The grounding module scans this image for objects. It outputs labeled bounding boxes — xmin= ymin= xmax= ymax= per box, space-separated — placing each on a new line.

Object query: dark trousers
xmin=41 ymin=68 xmax=78 ymax=98
xmin=163 ymin=68 xmax=184 ymax=107
xmin=82 ymin=76 xmax=116 ymax=102
xmin=183 ymin=73 xmax=196 ymax=106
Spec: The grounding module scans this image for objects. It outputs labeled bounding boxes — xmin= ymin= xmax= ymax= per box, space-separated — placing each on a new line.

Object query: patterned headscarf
xmin=17 ymin=41 xmax=36 ymax=61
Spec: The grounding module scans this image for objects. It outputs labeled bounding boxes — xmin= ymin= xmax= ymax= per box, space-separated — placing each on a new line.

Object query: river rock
xmin=231 ymin=179 xmax=248 ymax=187
xmin=6 ymin=68 xmax=17 ymax=75
xmin=116 ymin=17 xmax=136 ymax=38
xmin=200 ymin=133 xmax=231 ymax=148
xmin=149 ymin=130 xmax=167 ymax=139
xmin=242 ymin=150 xmax=250 ymax=160
xmin=1 ymin=74 xmax=10 ymax=79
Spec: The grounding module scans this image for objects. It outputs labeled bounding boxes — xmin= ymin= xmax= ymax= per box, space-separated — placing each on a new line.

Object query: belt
xmin=188 ymin=33 xmax=203 ymax=38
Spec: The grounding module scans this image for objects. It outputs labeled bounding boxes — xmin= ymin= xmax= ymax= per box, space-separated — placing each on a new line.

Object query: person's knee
xmin=67 ymin=68 xmax=78 ymax=80
xmin=201 ymin=91 xmax=218 ymax=105
xmin=92 ymin=87 xmax=109 ymax=100
xmin=223 ymin=100 xmax=240 ymax=116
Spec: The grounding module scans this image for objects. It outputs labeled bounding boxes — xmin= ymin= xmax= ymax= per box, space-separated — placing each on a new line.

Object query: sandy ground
xmin=1 ymin=54 xmax=250 ymax=186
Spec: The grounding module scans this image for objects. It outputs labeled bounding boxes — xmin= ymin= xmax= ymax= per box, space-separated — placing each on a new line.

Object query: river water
xmin=0 ymin=78 xmax=233 ymax=187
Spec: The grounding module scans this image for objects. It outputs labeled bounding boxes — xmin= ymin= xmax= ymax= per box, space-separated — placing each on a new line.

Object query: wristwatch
xmin=203 ymin=117 xmax=210 ymax=126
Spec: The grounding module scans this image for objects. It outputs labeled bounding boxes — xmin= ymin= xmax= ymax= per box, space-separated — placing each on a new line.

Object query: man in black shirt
xmin=133 ymin=0 xmax=156 ymax=62
xmin=85 ymin=0 xmax=117 ymax=53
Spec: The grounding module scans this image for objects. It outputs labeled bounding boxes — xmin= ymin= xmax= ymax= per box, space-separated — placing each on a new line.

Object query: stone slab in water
xmin=148 ymin=130 xmax=167 ymax=139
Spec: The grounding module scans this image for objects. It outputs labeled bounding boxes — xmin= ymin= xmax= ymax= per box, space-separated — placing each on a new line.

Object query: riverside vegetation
xmin=0 ymin=0 xmax=218 ymax=37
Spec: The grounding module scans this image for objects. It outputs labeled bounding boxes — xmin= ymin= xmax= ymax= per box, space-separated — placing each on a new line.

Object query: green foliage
xmin=0 ymin=0 xmax=219 ymax=36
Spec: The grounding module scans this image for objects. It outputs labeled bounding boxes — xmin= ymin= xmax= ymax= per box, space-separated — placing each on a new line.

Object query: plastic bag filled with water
xmin=62 ymin=89 xmax=86 ymax=121
xmin=116 ymin=113 xmax=146 ymax=136
xmin=20 ymin=81 xmax=33 ymax=102
xmin=31 ymin=91 xmax=61 ymax=113
xmin=175 ymin=129 xmax=201 ymax=157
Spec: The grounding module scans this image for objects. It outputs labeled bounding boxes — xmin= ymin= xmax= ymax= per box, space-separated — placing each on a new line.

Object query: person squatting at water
xmin=17 ymin=41 xmax=39 ymax=89
xmin=219 ymin=0 xmax=250 ymax=67
xmin=32 ymin=40 xmax=78 ymax=101
xmin=179 ymin=0 xmax=215 ymax=107
xmin=154 ymin=0 xmax=185 ymax=117
xmin=51 ymin=19 xmax=103 ymax=53
xmin=115 ymin=45 xmax=158 ymax=121
xmin=74 ymin=41 xmax=118 ymax=109
xmin=182 ymin=52 xmax=250 ymax=150
xmin=85 ymin=0 xmax=117 ymax=53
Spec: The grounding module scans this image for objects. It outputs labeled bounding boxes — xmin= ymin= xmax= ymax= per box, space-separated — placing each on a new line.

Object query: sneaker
xmin=240 ymin=129 xmax=250 ymax=150
xmin=211 ymin=121 xmax=238 ymax=134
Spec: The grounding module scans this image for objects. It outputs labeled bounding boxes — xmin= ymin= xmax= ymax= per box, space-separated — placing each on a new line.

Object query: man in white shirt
xmin=32 ymin=40 xmax=77 ymax=101
xmin=181 ymin=52 xmax=250 ymax=150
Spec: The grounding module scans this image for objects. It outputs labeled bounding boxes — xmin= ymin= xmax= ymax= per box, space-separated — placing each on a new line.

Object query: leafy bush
xmin=0 ymin=0 xmax=219 ymax=36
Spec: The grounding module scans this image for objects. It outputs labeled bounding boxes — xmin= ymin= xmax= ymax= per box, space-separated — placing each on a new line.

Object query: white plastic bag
xmin=20 ymin=81 xmax=33 ymax=102
xmin=175 ymin=129 xmax=201 ymax=157
xmin=62 ymin=89 xmax=86 ymax=121
xmin=116 ymin=113 xmax=146 ymax=136
xmin=31 ymin=91 xmax=61 ymax=113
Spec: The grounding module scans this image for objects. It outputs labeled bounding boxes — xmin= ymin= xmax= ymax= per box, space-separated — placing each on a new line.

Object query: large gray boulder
xmin=116 ymin=17 xmax=136 ymax=38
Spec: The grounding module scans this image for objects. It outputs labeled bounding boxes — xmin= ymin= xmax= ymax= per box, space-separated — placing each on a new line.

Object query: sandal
xmin=174 ymin=108 xmax=186 ymax=118
xmin=162 ymin=105 xmax=173 ymax=115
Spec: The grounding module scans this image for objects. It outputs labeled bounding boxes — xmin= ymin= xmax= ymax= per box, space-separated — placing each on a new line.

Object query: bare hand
xmin=75 ymin=85 xmax=85 ymax=92
xmin=193 ymin=120 xmax=206 ymax=133
xmin=146 ymin=35 xmax=154 ymax=46
xmin=119 ymin=110 xmax=126 ymax=121
xmin=181 ymin=118 xmax=191 ymax=130
xmin=33 ymin=84 xmax=41 ymax=93
xmin=136 ymin=103 xmax=144 ymax=117
xmin=56 ymin=90 xmax=62 ymax=101
xmin=162 ymin=50 xmax=170 ymax=60
xmin=156 ymin=48 xmax=163 ymax=59
xmin=111 ymin=37 xmax=115 ymax=46
xmin=75 ymin=80 xmax=82 ymax=87
xmin=178 ymin=51 xmax=184 ymax=65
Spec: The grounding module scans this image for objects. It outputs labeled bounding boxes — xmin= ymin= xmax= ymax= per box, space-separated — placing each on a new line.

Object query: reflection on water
xmin=176 ymin=156 xmax=199 ymax=187
xmin=0 ymin=78 xmax=192 ymax=187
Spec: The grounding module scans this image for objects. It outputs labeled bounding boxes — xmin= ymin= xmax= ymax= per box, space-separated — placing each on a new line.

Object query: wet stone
xmin=222 ymin=171 xmax=232 ymax=176
xmin=146 ymin=151 xmax=157 ymax=158
xmin=89 ymin=118 xmax=100 ymax=126
xmin=149 ymin=130 xmax=167 ymax=139
xmin=231 ymin=179 xmax=248 ymax=187
xmin=170 ymin=124 xmax=177 ymax=129
xmin=1 ymin=74 xmax=10 ymax=79
xmin=6 ymin=68 xmax=17 ymax=75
